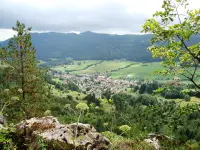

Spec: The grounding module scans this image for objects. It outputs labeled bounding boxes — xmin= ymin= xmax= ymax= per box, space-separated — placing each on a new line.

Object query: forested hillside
xmin=1 ymin=32 xmax=154 ymax=61
xmin=1 ymin=32 xmax=200 ymax=62
xmin=32 ymin=32 xmax=154 ymax=61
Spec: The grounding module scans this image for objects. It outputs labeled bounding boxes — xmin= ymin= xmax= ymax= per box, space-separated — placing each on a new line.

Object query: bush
xmin=137 ymin=94 xmax=157 ymax=106
xmin=139 ymin=84 xmax=146 ymax=94
xmin=133 ymin=86 xmax=139 ymax=92
xmin=184 ymin=94 xmax=191 ymax=101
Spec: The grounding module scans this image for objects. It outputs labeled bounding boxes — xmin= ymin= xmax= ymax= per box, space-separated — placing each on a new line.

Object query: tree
xmin=139 ymin=83 xmax=146 ymax=94
xmin=142 ymin=0 xmax=200 ymax=89
xmin=0 ymin=21 xmax=49 ymax=119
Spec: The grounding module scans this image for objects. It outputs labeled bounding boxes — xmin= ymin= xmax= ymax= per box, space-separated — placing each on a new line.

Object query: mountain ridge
xmin=1 ymin=32 xmax=199 ymax=62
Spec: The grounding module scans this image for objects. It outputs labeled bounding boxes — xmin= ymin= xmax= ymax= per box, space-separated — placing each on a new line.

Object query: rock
xmin=0 ymin=124 xmax=3 ymax=130
xmin=144 ymin=133 xmax=169 ymax=150
xmin=16 ymin=116 xmax=111 ymax=150
xmin=0 ymin=114 xmax=5 ymax=125
xmin=144 ymin=137 xmax=160 ymax=150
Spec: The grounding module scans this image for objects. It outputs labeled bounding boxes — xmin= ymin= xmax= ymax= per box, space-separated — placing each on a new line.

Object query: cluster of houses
xmin=52 ymin=71 xmax=136 ymax=97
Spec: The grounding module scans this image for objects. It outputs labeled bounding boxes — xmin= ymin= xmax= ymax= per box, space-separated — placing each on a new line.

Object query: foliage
xmin=44 ymin=110 xmax=52 ymax=116
xmin=112 ymin=93 xmax=133 ymax=111
xmin=1 ymin=32 xmax=157 ymax=62
xmin=47 ymin=77 xmax=79 ymax=92
xmin=76 ymin=103 xmax=89 ymax=112
xmin=142 ymin=0 xmax=200 ymax=89
xmin=37 ymin=137 xmax=48 ymax=150
xmin=139 ymin=83 xmax=146 ymax=94
xmin=184 ymin=94 xmax=191 ymax=101
xmin=0 ymin=21 xmax=51 ymax=123
xmin=0 ymin=127 xmax=15 ymax=150
xmin=102 ymin=131 xmax=122 ymax=141
xmin=84 ymin=94 xmax=100 ymax=106
xmin=119 ymin=125 xmax=131 ymax=135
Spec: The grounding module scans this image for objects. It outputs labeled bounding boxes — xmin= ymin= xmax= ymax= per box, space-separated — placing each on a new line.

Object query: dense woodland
xmin=0 ymin=0 xmax=200 ymax=149
xmin=1 ymin=32 xmax=199 ymax=62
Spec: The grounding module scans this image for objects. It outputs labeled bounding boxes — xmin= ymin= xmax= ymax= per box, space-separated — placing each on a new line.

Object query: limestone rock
xmin=16 ymin=116 xmax=111 ymax=150
xmin=144 ymin=133 xmax=169 ymax=150
xmin=144 ymin=137 xmax=160 ymax=150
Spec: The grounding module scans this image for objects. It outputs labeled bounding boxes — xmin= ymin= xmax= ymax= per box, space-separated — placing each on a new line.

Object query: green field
xmin=51 ymin=60 xmax=101 ymax=73
xmin=178 ymin=97 xmax=200 ymax=107
xmin=50 ymin=59 xmax=200 ymax=82
xmin=51 ymin=60 xmax=172 ymax=80
xmin=72 ymin=60 xmax=133 ymax=74
xmin=109 ymin=62 xmax=166 ymax=79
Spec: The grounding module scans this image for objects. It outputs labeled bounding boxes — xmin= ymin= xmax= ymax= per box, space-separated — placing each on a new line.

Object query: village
xmin=51 ymin=70 xmax=137 ymax=97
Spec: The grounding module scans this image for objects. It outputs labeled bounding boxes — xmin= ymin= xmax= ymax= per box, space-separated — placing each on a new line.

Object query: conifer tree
xmin=0 ymin=21 xmax=49 ymax=119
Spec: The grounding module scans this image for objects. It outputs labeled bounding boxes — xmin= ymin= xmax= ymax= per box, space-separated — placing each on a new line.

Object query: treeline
xmin=1 ymin=32 xmax=199 ymax=62
xmin=132 ymin=81 xmax=199 ymax=100
xmin=47 ymin=76 xmax=80 ymax=92
xmin=0 ymin=32 xmax=154 ymax=61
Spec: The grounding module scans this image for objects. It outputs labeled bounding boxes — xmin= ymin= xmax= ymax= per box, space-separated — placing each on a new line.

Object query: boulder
xmin=144 ymin=133 xmax=169 ymax=150
xmin=144 ymin=137 xmax=160 ymax=150
xmin=16 ymin=116 xmax=111 ymax=150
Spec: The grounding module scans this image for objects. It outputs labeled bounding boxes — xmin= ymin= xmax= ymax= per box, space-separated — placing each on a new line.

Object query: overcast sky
xmin=0 ymin=0 xmax=199 ymax=41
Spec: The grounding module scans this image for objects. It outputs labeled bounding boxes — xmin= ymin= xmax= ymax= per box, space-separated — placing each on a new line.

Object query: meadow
xmin=50 ymin=59 xmax=200 ymax=83
xmin=72 ymin=60 xmax=133 ymax=75
xmin=50 ymin=59 xmax=174 ymax=80
xmin=51 ymin=60 xmax=101 ymax=73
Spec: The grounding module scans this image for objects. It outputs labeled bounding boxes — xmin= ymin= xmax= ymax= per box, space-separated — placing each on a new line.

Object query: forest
xmin=0 ymin=32 xmax=199 ymax=62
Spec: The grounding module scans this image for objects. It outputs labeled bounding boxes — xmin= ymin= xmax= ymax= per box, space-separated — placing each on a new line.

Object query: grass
xmin=72 ymin=60 xmax=133 ymax=74
xmin=109 ymin=62 xmax=167 ymax=79
xmin=52 ymin=77 xmax=63 ymax=83
xmin=51 ymin=60 xmax=200 ymax=82
xmin=72 ymin=61 xmax=173 ymax=81
xmin=51 ymin=60 xmax=101 ymax=73
xmin=51 ymin=84 xmax=86 ymax=100
xmin=161 ymin=96 xmax=200 ymax=107
xmin=178 ymin=97 xmax=200 ymax=107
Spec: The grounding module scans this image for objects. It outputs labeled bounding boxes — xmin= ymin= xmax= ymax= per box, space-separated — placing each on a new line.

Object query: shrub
xmin=139 ymin=84 xmax=146 ymax=94
xmin=184 ymin=94 xmax=191 ymax=101
xmin=119 ymin=125 xmax=131 ymax=135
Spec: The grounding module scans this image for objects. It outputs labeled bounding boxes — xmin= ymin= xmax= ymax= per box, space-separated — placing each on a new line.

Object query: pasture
xmin=51 ymin=60 xmax=101 ymax=73
xmin=50 ymin=59 xmax=200 ymax=82
xmin=51 ymin=59 xmax=172 ymax=80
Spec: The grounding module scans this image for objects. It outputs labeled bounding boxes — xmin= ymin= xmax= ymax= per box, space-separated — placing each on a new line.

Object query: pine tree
xmin=0 ymin=21 xmax=49 ymax=119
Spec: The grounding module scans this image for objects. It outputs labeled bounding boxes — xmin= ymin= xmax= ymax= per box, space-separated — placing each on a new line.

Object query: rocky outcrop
xmin=15 ymin=116 xmax=111 ymax=150
xmin=144 ymin=133 xmax=169 ymax=150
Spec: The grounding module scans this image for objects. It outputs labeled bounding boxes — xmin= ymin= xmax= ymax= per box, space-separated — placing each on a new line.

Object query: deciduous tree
xmin=142 ymin=0 xmax=200 ymax=89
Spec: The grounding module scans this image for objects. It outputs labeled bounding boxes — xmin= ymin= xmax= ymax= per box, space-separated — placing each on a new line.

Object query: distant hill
xmin=1 ymin=32 xmax=199 ymax=62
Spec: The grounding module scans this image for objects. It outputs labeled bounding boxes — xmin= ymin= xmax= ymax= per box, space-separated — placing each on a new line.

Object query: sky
xmin=0 ymin=0 xmax=199 ymax=41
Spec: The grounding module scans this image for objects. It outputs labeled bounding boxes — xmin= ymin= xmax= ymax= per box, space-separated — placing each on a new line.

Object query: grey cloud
xmin=0 ymin=0 xmax=148 ymax=33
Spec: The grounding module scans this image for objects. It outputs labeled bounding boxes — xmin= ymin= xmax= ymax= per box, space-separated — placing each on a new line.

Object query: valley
xmin=48 ymin=59 xmax=168 ymax=80
xmin=1 ymin=1 xmax=200 ymax=148
xmin=45 ymin=58 xmax=200 ymax=102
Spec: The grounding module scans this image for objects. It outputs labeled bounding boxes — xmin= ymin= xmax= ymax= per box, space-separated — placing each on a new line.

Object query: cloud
xmin=0 ymin=0 xmax=160 ymax=33
xmin=0 ymin=29 xmax=16 ymax=41
xmin=0 ymin=0 xmax=199 ymax=40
